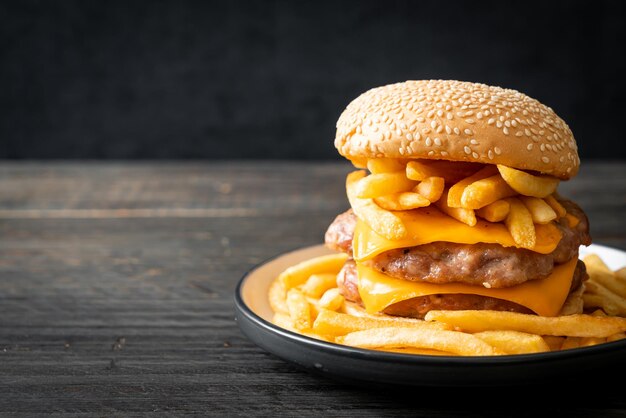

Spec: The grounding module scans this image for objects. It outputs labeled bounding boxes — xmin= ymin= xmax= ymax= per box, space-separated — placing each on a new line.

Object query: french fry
xmin=405 ymin=161 xmax=442 ymax=181
xmin=367 ymin=158 xmax=406 ymax=174
xmin=497 ymin=165 xmax=560 ymax=198
xmin=607 ymin=332 xmax=626 ymax=342
xmin=355 ymin=172 xmax=417 ymax=199
xmin=406 ymin=160 xmax=482 ymax=183
xmin=542 ymin=336 xmax=565 ymax=351
xmin=318 ymin=288 xmax=345 ymax=311
xmin=544 ymin=195 xmax=567 ymax=218
xmin=415 ymin=177 xmax=445 ymax=202
xmin=435 ymin=189 xmax=477 ymax=226
xmin=346 ymin=171 xmax=407 ymax=240
xmin=312 ymin=309 xmax=451 ymax=337
xmin=584 ymin=254 xmax=626 ymax=300
xmin=269 ymin=279 xmax=288 ymax=314
xmin=374 ymin=192 xmax=431 ymax=211
xmin=374 ymin=347 xmax=453 ymax=356
xmin=520 ymin=196 xmax=557 ymax=224
xmin=301 ymin=273 xmax=337 ymax=298
xmin=504 ymin=197 xmax=536 ymax=249
xmin=273 ymin=312 xmax=296 ymax=331
xmin=473 ymin=330 xmax=550 ymax=354
xmin=582 ymin=293 xmax=623 ymax=316
xmin=579 ymin=337 xmax=606 ymax=347
xmin=585 ymin=253 xmax=612 ymax=273
xmin=460 ymin=174 xmax=517 ymax=209
xmin=590 ymin=309 xmax=608 ymax=316
xmin=475 ymin=199 xmax=510 ymax=222
xmin=447 ymin=165 xmax=498 ymax=208
xmin=560 ymin=337 xmax=582 ymax=350
xmin=583 ymin=281 xmax=626 ymax=316
xmin=336 ymin=327 xmax=504 ymax=356
xmin=278 ymin=253 xmax=348 ymax=289
xmin=287 ymin=288 xmax=312 ymax=330
xmin=425 ymin=310 xmax=626 ymax=338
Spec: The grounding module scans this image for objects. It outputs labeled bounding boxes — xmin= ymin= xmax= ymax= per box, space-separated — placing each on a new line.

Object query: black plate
xmin=234 ymin=244 xmax=626 ymax=387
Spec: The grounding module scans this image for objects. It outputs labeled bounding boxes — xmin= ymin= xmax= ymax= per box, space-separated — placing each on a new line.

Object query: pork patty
xmin=324 ymin=198 xmax=590 ymax=288
xmin=337 ymin=258 xmax=588 ymax=318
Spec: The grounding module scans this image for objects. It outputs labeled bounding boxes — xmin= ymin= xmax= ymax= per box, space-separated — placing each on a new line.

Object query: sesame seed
xmin=464 ymin=128 xmax=473 ymax=135
xmin=472 ymin=152 xmax=479 ymax=159
xmin=406 ymin=133 xmax=413 ymax=140
xmin=434 ymin=137 xmax=442 ymax=146
xmin=454 ymin=127 xmax=460 ymax=135
xmin=430 ymin=120 xmax=437 ymax=129
xmin=425 ymin=137 xmax=433 ymax=146
xmin=428 ymin=150 xmax=435 ymax=156
xmin=488 ymin=150 xmax=494 ymax=159
xmin=527 ymin=143 xmax=533 ymax=151
xmin=464 ymin=146 xmax=472 ymax=155
xmin=470 ymin=139 xmax=479 ymax=145
xmin=465 ymin=119 xmax=475 ymax=124
xmin=487 ymin=118 xmax=495 ymax=125
xmin=494 ymin=146 xmax=502 ymax=155
xmin=503 ymin=127 xmax=509 ymax=135
xmin=542 ymin=156 xmax=550 ymax=163
xmin=445 ymin=125 xmax=452 ymax=134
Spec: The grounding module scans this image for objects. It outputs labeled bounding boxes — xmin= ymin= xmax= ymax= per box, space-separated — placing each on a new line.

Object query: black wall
xmin=1 ymin=0 xmax=625 ymax=160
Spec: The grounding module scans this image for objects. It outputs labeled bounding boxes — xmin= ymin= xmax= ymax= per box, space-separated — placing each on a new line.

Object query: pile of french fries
xmin=269 ymin=253 xmax=626 ymax=356
xmin=347 ymin=158 xmax=565 ymax=249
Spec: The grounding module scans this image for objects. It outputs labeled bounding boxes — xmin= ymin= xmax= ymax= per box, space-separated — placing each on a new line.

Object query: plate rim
xmin=234 ymin=243 xmax=626 ymax=367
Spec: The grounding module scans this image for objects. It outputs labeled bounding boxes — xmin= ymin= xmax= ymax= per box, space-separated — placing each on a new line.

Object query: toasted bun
xmin=335 ymin=80 xmax=579 ymax=179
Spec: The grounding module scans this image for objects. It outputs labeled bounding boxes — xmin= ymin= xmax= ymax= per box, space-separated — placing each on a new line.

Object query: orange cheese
xmin=352 ymin=206 xmax=562 ymax=262
xmin=357 ymin=256 xmax=579 ymax=317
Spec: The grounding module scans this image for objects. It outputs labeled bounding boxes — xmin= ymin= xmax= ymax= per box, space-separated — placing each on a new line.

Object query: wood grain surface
xmin=1 ymin=161 xmax=625 ymax=416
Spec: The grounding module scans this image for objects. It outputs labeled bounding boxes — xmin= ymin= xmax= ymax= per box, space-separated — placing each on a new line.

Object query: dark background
xmin=1 ymin=0 xmax=625 ymax=160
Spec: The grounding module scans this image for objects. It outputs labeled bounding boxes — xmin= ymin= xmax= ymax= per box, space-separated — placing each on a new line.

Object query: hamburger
xmin=324 ymin=80 xmax=591 ymax=320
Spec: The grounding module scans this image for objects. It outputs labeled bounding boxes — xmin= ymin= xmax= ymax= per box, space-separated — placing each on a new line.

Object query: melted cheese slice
xmin=357 ymin=256 xmax=579 ymax=317
xmin=353 ymin=206 xmax=562 ymax=262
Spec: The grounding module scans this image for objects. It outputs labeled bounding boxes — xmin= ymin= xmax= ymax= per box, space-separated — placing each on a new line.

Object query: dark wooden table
xmin=1 ymin=161 xmax=626 ymax=416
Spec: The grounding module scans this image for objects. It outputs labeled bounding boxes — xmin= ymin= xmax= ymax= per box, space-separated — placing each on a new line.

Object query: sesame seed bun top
xmin=335 ymin=80 xmax=579 ymax=179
